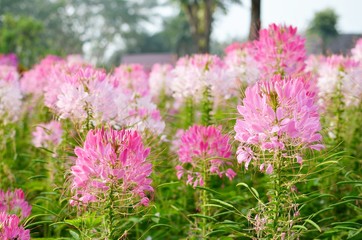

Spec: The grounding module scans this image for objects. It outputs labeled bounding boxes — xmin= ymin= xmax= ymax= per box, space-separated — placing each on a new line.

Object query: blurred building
xmin=306 ymin=34 xmax=362 ymax=55
xmin=121 ymin=53 xmax=177 ymax=70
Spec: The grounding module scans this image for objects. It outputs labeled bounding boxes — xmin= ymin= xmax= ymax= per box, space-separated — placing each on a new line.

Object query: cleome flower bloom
xmin=0 ymin=65 xmax=22 ymax=124
xmin=0 ymin=189 xmax=31 ymax=220
xmin=316 ymin=55 xmax=362 ymax=107
xmin=253 ymin=24 xmax=306 ymax=79
xmin=171 ymin=54 xmax=233 ymax=104
xmin=176 ymin=125 xmax=236 ymax=188
xmin=70 ymin=128 xmax=153 ymax=207
xmin=0 ymin=212 xmax=30 ymax=240
xmin=113 ymin=64 xmax=149 ymax=96
xmin=0 ymin=53 xmax=18 ymax=67
xmin=149 ymin=63 xmax=173 ymax=101
xmin=351 ymin=38 xmax=362 ymax=62
xmin=32 ymin=120 xmax=63 ymax=149
xmin=234 ymin=75 xmax=324 ymax=172
xmin=224 ymin=42 xmax=259 ymax=87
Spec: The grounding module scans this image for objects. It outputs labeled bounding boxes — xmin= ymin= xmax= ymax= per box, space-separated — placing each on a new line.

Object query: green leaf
xmin=305 ymin=219 xmax=322 ymax=232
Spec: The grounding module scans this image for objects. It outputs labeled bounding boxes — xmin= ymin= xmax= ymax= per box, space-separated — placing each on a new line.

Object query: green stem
xmin=107 ymin=184 xmax=115 ymax=240
xmin=185 ymin=97 xmax=194 ymax=128
xmin=201 ymin=86 xmax=213 ymax=126
xmin=200 ymin=157 xmax=209 ymax=238
xmin=273 ymin=152 xmax=282 ymax=236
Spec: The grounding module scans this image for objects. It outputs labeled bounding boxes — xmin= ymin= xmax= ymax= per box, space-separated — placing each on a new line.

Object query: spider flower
xmin=113 ymin=64 xmax=149 ymax=96
xmin=171 ymin=54 xmax=233 ymax=104
xmin=317 ymin=55 xmax=362 ymax=107
xmin=0 ymin=65 xmax=22 ymax=124
xmin=0 ymin=212 xmax=30 ymax=240
xmin=70 ymin=128 xmax=153 ymax=206
xmin=21 ymin=55 xmax=64 ymax=96
xmin=224 ymin=42 xmax=259 ymax=87
xmin=32 ymin=120 xmax=63 ymax=149
xmin=176 ymin=125 xmax=236 ymax=188
xmin=0 ymin=189 xmax=31 ymax=220
xmin=351 ymin=38 xmax=362 ymax=62
xmin=234 ymin=76 xmax=323 ymax=172
xmin=0 ymin=53 xmax=18 ymax=67
xmin=253 ymin=24 xmax=306 ymax=78
xmin=149 ymin=64 xmax=173 ymax=100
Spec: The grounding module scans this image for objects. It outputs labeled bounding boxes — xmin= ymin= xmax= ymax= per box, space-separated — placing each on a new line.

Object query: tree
xmin=308 ymin=8 xmax=339 ymax=54
xmin=176 ymin=0 xmax=242 ymax=53
xmin=0 ymin=0 xmax=83 ymax=58
xmin=0 ymin=14 xmax=47 ymax=68
xmin=248 ymin=0 xmax=261 ymax=40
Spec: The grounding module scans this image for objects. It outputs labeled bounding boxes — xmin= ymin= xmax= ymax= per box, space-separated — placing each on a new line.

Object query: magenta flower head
xmin=32 ymin=120 xmax=63 ymax=149
xmin=0 ymin=53 xmax=18 ymax=67
xmin=70 ymin=128 xmax=153 ymax=207
xmin=253 ymin=24 xmax=306 ymax=78
xmin=234 ymin=75 xmax=324 ymax=173
xmin=0 ymin=189 xmax=31 ymax=220
xmin=176 ymin=125 xmax=236 ymax=188
xmin=0 ymin=212 xmax=30 ymax=240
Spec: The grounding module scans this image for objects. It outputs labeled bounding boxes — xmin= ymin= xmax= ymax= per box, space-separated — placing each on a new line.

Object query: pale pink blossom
xmin=235 ymin=76 xmax=323 ymax=172
xmin=171 ymin=54 xmax=233 ymax=104
xmin=0 ymin=189 xmax=31 ymax=220
xmin=351 ymin=38 xmax=362 ymax=62
xmin=21 ymin=55 xmax=64 ymax=96
xmin=149 ymin=64 xmax=173 ymax=100
xmin=32 ymin=121 xmax=63 ymax=149
xmin=70 ymin=128 xmax=153 ymax=206
xmin=176 ymin=125 xmax=236 ymax=187
xmin=0 ymin=53 xmax=18 ymax=67
xmin=0 ymin=65 xmax=22 ymax=124
xmin=317 ymin=55 xmax=362 ymax=107
xmin=113 ymin=64 xmax=149 ymax=96
xmin=224 ymin=42 xmax=259 ymax=87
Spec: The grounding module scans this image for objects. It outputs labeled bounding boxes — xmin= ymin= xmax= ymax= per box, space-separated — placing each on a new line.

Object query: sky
xmin=212 ymin=0 xmax=362 ymax=42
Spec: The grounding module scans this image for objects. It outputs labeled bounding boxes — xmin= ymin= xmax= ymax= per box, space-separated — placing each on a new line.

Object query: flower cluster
xmin=351 ymin=38 xmax=362 ymax=62
xmin=113 ymin=64 xmax=149 ymax=96
xmin=0 ymin=189 xmax=31 ymax=240
xmin=316 ymin=55 xmax=362 ymax=107
xmin=0 ymin=53 xmax=18 ymax=67
xmin=0 ymin=64 xmax=22 ymax=124
xmin=32 ymin=120 xmax=63 ymax=149
xmin=149 ymin=64 xmax=173 ymax=101
xmin=0 ymin=212 xmax=30 ymax=240
xmin=0 ymin=189 xmax=31 ymax=220
xmin=224 ymin=42 xmax=259 ymax=87
xmin=21 ymin=55 xmax=64 ymax=97
xmin=253 ymin=24 xmax=306 ymax=78
xmin=171 ymin=54 xmax=233 ymax=104
xmin=235 ymin=76 xmax=323 ymax=172
xmin=176 ymin=125 xmax=236 ymax=187
xmin=70 ymin=128 xmax=153 ymax=206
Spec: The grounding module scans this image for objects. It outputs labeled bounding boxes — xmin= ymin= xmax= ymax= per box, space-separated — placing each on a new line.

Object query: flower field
xmin=0 ymin=24 xmax=361 ymax=239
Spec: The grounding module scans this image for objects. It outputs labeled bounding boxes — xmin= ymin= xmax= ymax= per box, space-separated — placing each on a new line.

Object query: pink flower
xmin=253 ymin=24 xmax=306 ymax=78
xmin=70 ymin=128 xmax=153 ymax=206
xmin=21 ymin=55 xmax=64 ymax=96
xmin=149 ymin=64 xmax=173 ymax=100
xmin=171 ymin=54 xmax=233 ymax=104
xmin=176 ymin=125 xmax=236 ymax=187
xmin=224 ymin=42 xmax=259 ymax=86
xmin=0 ymin=53 xmax=18 ymax=67
xmin=234 ymin=75 xmax=324 ymax=171
xmin=351 ymin=38 xmax=362 ymax=61
xmin=0 ymin=189 xmax=31 ymax=220
xmin=0 ymin=212 xmax=30 ymax=240
xmin=113 ymin=64 xmax=149 ymax=96
xmin=32 ymin=120 xmax=63 ymax=149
